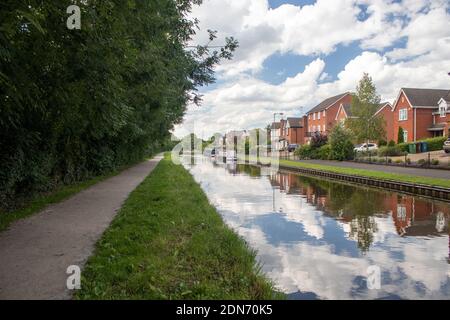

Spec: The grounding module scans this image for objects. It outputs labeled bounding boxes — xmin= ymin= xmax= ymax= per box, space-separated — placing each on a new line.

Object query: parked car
xmin=354 ymin=143 xmax=378 ymax=152
xmin=444 ymin=138 xmax=450 ymax=153
xmin=288 ymin=144 xmax=299 ymax=152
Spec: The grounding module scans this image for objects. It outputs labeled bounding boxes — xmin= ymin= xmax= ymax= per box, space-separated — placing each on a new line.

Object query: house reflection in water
xmin=269 ymin=171 xmax=450 ymax=255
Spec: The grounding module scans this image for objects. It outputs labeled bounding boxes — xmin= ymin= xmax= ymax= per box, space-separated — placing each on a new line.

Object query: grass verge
xmin=75 ymin=153 xmax=280 ymax=300
xmin=278 ymin=159 xmax=450 ymax=189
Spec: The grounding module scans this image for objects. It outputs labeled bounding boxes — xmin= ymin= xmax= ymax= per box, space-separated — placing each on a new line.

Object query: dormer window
xmin=439 ymin=99 xmax=448 ymax=117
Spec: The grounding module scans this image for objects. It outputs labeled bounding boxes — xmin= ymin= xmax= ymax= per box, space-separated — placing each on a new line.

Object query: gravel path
xmin=0 ymin=155 xmax=163 ymax=300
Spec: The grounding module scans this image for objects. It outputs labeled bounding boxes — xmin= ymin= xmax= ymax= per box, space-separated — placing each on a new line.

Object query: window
xmin=403 ymin=130 xmax=408 ymax=143
xmin=323 ymin=124 xmax=326 ymax=131
xmin=318 ymin=125 xmax=321 ymax=132
xmin=313 ymin=113 xmax=316 ymax=120
xmin=309 ymin=115 xmax=311 ymax=120
xmin=318 ymin=112 xmax=321 ymax=120
xmin=313 ymin=125 xmax=316 ymax=132
xmin=399 ymin=109 xmax=408 ymax=121
xmin=323 ymin=110 xmax=326 ymax=117
xmin=439 ymin=101 xmax=447 ymax=117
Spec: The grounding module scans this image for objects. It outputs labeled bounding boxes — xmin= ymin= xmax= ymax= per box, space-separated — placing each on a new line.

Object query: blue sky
xmin=174 ymin=0 xmax=450 ymax=137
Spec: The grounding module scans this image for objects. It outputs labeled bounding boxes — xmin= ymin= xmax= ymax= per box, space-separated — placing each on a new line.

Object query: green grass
xmin=0 ymin=167 xmax=133 ymax=232
xmin=278 ymin=159 xmax=450 ymax=189
xmin=75 ymin=153 xmax=280 ymax=300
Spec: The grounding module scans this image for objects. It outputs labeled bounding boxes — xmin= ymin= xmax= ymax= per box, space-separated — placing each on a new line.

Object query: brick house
xmin=277 ymin=117 xmax=307 ymax=150
xmin=306 ymin=92 xmax=352 ymax=138
xmin=335 ymin=101 xmax=394 ymax=142
xmin=392 ymin=88 xmax=450 ymax=142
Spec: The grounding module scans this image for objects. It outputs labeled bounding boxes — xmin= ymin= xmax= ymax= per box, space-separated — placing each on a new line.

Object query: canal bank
xmin=276 ymin=160 xmax=450 ymax=202
xmin=76 ymin=153 xmax=279 ymax=299
xmin=244 ymin=157 xmax=450 ymax=201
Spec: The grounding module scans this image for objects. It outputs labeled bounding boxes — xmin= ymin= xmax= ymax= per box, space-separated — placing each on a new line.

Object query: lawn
xmin=75 ymin=153 xmax=279 ymax=300
xmin=278 ymin=159 xmax=450 ymax=189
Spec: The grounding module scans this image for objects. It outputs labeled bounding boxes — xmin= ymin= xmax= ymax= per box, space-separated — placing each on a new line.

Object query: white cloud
xmin=174 ymin=0 xmax=450 ymax=138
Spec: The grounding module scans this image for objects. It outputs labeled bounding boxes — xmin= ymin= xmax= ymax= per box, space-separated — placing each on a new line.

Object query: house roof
xmin=401 ymin=88 xmax=450 ymax=107
xmin=342 ymin=103 xmax=352 ymax=117
xmin=428 ymin=123 xmax=446 ymax=131
xmin=339 ymin=102 xmax=390 ymax=118
xmin=286 ymin=117 xmax=303 ymax=128
xmin=307 ymin=92 xmax=350 ymax=114
xmin=271 ymin=122 xmax=281 ymax=129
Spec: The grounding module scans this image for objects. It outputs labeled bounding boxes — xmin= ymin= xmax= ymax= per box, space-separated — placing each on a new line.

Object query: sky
xmin=173 ymin=0 xmax=450 ymax=139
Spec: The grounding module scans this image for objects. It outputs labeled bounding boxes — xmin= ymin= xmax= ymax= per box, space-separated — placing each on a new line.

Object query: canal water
xmin=181 ymin=156 xmax=450 ymax=300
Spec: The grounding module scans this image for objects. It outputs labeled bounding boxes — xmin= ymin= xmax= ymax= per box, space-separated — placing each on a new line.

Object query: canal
xmin=182 ymin=156 xmax=450 ymax=300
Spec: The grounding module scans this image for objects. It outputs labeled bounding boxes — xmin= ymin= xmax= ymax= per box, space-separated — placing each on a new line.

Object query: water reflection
xmin=182 ymin=156 xmax=450 ymax=299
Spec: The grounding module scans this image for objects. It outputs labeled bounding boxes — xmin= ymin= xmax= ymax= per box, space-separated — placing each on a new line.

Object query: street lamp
xmin=273 ymin=112 xmax=284 ymax=123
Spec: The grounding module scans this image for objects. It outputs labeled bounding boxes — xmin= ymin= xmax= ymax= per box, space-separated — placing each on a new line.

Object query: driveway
xmin=0 ymin=155 xmax=163 ymax=299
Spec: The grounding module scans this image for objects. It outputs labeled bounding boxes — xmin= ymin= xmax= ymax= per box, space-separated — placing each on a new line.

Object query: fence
xmin=353 ymin=150 xmax=450 ymax=170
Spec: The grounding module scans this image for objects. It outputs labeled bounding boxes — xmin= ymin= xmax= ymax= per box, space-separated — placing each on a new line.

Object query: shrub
xmin=317 ymin=144 xmax=331 ymax=160
xmin=431 ymin=159 xmax=440 ymax=166
xmin=378 ymin=146 xmax=404 ymax=157
xmin=397 ymin=142 xmax=409 ymax=153
xmin=395 ymin=159 xmax=403 ymax=164
xmin=310 ymin=132 xmax=328 ymax=149
xmin=387 ymin=158 xmax=392 ymax=163
xmin=420 ymin=137 xmax=446 ymax=151
xmin=406 ymin=158 xmax=411 ymax=165
xmin=329 ymin=125 xmax=354 ymax=161
xmin=388 ymin=140 xmax=396 ymax=147
xmin=418 ymin=159 xmax=426 ymax=166
xmin=398 ymin=127 xmax=405 ymax=144
xmin=295 ymin=145 xmax=314 ymax=159
xmin=378 ymin=139 xmax=387 ymax=147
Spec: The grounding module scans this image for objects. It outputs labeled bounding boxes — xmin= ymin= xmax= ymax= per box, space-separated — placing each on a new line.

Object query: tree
xmin=0 ymin=0 xmax=238 ymax=209
xmin=310 ymin=132 xmax=328 ymax=149
xmin=329 ymin=124 xmax=354 ymax=161
xmin=397 ymin=127 xmax=405 ymax=144
xmin=347 ymin=73 xmax=386 ymax=150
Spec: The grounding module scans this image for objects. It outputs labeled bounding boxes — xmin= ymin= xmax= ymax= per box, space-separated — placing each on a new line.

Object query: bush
xmin=388 ymin=140 xmax=396 ymax=147
xmin=431 ymin=159 xmax=440 ymax=166
xmin=420 ymin=137 xmax=446 ymax=151
xmin=378 ymin=139 xmax=387 ymax=147
xmin=398 ymin=127 xmax=405 ymax=144
xmin=378 ymin=146 xmax=404 ymax=157
xmin=418 ymin=159 xmax=426 ymax=166
xmin=329 ymin=125 xmax=354 ymax=161
xmin=397 ymin=142 xmax=409 ymax=153
xmin=310 ymin=132 xmax=328 ymax=149
xmin=395 ymin=159 xmax=403 ymax=164
xmin=295 ymin=145 xmax=314 ymax=159
xmin=295 ymin=144 xmax=331 ymax=160
xmin=317 ymin=144 xmax=331 ymax=160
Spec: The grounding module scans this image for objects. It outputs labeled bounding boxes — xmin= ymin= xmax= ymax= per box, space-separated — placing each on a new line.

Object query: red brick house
xmin=277 ymin=117 xmax=307 ymax=150
xmin=335 ymin=101 xmax=394 ymax=142
xmin=392 ymin=88 xmax=450 ymax=142
xmin=306 ymin=92 xmax=352 ymax=138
